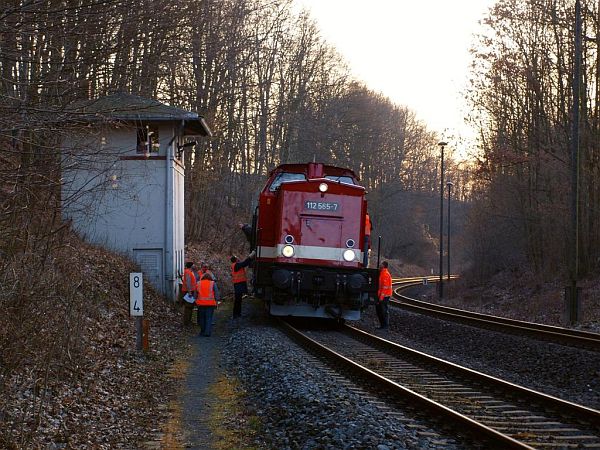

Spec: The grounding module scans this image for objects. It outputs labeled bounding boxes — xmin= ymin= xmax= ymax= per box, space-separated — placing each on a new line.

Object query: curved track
xmin=281 ymin=319 xmax=600 ymax=449
xmin=391 ymin=277 xmax=600 ymax=351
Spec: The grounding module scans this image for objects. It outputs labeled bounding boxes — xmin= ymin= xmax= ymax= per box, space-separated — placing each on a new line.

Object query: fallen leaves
xmin=0 ymin=234 xmax=188 ymax=448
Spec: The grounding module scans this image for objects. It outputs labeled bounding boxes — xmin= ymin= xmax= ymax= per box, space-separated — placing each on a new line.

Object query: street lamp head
xmin=446 ymin=181 xmax=454 ymax=187
xmin=438 ymin=141 xmax=448 ymax=147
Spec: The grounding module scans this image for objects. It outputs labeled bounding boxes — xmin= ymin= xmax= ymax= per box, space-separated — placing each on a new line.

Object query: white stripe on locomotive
xmin=258 ymin=245 xmax=363 ymax=262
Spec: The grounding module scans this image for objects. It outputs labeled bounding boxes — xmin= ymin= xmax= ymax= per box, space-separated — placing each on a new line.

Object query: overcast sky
xmin=295 ymin=0 xmax=496 ymax=150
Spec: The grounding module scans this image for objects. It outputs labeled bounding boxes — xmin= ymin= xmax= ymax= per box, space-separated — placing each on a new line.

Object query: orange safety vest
xmin=182 ymin=268 xmax=196 ymax=293
xmin=378 ymin=267 xmax=392 ymax=300
xmin=196 ymin=280 xmax=217 ymax=306
xmin=365 ymin=213 xmax=372 ymax=236
xmin=231 ymin=262 xmax=247 ymax=284
xmin=201 ymin=269 xmax=216 ymax=281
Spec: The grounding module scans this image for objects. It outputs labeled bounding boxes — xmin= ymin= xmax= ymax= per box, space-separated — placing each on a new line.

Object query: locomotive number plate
xmin=304 ymin=201 xmax=340 ymax=212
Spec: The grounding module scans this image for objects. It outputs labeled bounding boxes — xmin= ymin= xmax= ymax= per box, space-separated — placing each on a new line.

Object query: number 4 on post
xmin=130 ymin=273 xmax=143 ymax=317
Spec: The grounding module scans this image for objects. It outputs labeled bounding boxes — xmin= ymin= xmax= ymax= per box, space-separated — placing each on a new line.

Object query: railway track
xmin=281 ymin=319 xmax=600 ymax=449
xmin=391 ymin=277 xmax=600 ymax=351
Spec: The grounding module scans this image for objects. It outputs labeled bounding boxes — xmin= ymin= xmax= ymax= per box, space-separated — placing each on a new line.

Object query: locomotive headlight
xmin=343 ymin=249 xmax=356 ymax=262
xmin=282 ymin=245 xmax=295 ymax=258
xmin=318 ymin=182 xmax=328 ymax=193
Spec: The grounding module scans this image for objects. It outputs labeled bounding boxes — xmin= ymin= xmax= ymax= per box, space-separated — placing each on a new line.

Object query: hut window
xmin=136 ymin=125 xmax=159 ymax=153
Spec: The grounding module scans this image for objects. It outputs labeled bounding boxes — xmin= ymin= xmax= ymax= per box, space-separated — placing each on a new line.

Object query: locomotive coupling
xmin=348 ymin=273 xmax=366 ymax=293
xmin=272 ymin=268 xmax=292 ymax=289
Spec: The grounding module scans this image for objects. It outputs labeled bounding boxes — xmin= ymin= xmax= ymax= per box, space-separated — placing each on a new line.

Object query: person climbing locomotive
xmin=230 ymin=251 xmax=255 ymax=318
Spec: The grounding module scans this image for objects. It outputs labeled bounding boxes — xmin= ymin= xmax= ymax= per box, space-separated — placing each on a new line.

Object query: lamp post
xmin=567 ymin=0 xmax=582 ymax=324
xmin=438 ymin=141 xmax=447 ymax=299
xmin=447 ymin=181 xmax=454 ymax=282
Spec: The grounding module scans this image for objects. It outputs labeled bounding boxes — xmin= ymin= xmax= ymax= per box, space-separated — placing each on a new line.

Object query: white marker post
xmin=130 ymin=273 xmax=143 ymax=351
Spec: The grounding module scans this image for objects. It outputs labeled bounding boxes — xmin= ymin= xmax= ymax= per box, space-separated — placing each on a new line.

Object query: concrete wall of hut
xmin=61 ymin=122 xmax=186 ymax=301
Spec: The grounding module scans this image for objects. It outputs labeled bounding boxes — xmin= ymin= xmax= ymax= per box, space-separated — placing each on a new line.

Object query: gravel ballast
xmin=223 ymin=306 xmax=463 ymax=450
xmin=176 ymin=292 xmax=599 ymax=449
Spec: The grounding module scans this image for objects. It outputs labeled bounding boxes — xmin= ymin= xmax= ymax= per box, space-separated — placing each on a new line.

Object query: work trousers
xmin=182 ymin=301 xmax=194 ymax=326
xmin=376 ymin=297 xmax=389 ymax=329
xmin=233 ymin=292 xmax=243 ymax=318
xmin=197 ymin=306 xmax=215 ymax=336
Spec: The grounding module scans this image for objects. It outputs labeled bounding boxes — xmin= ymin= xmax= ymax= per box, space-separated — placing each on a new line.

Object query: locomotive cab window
xmin=324 ymin=175 xmax=355 ymax=185
xmin=269 ymin=172 xmax=307 ymax=191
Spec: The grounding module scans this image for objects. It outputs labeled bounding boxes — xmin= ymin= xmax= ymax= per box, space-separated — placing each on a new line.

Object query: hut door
xmin=133 ymin=248 xmax=163 ymax=294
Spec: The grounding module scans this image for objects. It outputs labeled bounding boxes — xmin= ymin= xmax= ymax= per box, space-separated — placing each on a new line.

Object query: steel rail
xmin=280 ymin=319 xmax=533 ymax=449
xmin=281 ymin=319 xmax=600 ymax=448
xmin=391 ymin=278 xmax=600 ymax=351
xmin=345 ymin=324 xmax=600 ymax=426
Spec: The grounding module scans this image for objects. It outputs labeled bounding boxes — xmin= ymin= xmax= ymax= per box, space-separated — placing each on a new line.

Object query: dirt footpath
xmin=156 ymin=299 xmax=256 ymax=450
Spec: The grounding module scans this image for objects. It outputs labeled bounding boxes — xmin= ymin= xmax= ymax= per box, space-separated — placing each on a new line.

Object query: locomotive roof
xmin=269 ymin=163 xmax=359 ymax=181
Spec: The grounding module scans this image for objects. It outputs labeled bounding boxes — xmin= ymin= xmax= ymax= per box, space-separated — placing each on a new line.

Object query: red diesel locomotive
xmin=251 ymin=162 xmax=379 ymax=320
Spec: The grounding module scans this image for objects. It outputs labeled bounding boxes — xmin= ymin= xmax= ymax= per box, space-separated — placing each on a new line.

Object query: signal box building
xmin=61 ymin=93 xmax=211 ymax=300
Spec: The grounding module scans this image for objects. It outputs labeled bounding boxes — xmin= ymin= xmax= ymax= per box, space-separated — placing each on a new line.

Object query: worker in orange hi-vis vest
xmin=181 ymin=261 xmax=197 ymax=327
xmin=201 ymin=262 xmax=216 ymax=281
xmin=195 ymin=273 xmax=220 ymax=337
xmin=376 ymin=261 xmax=392 ymax=330
xmin=364 ymin=212 xmax=373 ymax=267
xmin=230 ymin=250 xmax=255 ymax=318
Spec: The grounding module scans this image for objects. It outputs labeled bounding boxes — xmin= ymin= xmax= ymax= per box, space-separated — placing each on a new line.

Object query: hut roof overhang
xmin=68 ymin=93 xmax=212 ymax=137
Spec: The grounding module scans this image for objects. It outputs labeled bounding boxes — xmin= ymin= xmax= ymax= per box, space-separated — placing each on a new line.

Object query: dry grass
xmin=208 ymin=375 xmax=262 ymax=450
xmin=155 ymin=358 xmax=192 ymax=450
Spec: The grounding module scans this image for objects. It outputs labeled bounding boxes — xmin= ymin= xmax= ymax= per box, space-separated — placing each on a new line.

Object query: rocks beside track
xmin=223 ymin=309 xmax=460 ymax=449
xmin=355 ymin=305 xmax=600 ymax=410
xmin=177 ymin=294 xmax=599 ymax=449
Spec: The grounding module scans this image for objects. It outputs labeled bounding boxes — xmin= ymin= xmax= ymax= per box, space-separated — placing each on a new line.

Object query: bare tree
xmin=466 ymin=0 xmax=600 ymax=278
